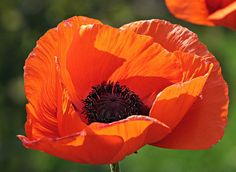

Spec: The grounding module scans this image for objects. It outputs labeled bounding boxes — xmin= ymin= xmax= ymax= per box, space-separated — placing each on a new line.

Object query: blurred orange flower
xmin=165 ymin=0 xmax=236 ymax=30
xmin=18 ymin=16 xmax=229 ymax=164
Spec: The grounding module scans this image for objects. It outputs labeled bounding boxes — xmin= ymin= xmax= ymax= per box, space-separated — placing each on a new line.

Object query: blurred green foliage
xmin=0 ymin=0 xmax=235 ymax=171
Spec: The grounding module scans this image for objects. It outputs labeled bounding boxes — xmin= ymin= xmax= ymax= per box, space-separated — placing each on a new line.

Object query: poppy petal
xmin=17 ymin=133 xmax=123 ymax=164
xmin=66 ymin=24 xmax=126 ymax=108
xmin=118 ymin=76 xmax=172 ymax=107
xmin=18 ymin=115 xmax=169 ymax=164
xmin=115 ymin=51 xmax=211 ymax=107
xmin=174 ymin=51 xmax=212 ymax=82
xmin=123 ymin=19 xmax=228 ymax=149
xmin=99 ymin=30 xmax=184 ymax=106
xmin=94 ymin=27 xmax=182 ymax=83
xmin=107 ymin=22 xmax=213 ymax=109
xmin=25 ymin=103 xmax=57 ymax=139
xmin=153 ymin=64 xmax=228 ymax=149
xmin=120 ymin=19 xmax=211 ymax=56
xmin=150 ymin=62 xmax=212 ymax=129
xmin=208 ymin=1 xmax=236 ymax=30
xmin=56 ymin=16 xmax=102 ymax=108
xmin=165 ymin=0 xmax=236 ymax=29
xmin=56 ymin=16 xmax=102 ymax=133
xmin=57 ymin=89 xmax=87 ymax=136
xmin=164 ymin=0 xmax=213 ymax=25
xmin=24 ymin=16 xmax=101 ymax=139
xmin=88 ymin=115 xmax=170 ymax=162
xmin=110 ymin=49 xmax=181 ymax=106
xmin=109 ymin=43 xmax=182 ymax=83
xmin=24 ymin=28 xmax=60 ymax=138
xmin=67 ymin=23 xmax=181 ymax=108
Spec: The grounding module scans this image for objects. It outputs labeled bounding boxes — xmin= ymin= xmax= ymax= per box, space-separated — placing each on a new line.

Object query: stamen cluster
xmin=82 ymin=82 xmax=149 ymax=124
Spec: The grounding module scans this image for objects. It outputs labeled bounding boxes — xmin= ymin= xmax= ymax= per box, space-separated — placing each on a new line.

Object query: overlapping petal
xmin=93 ymin=24 xmax=184 ymax=107
xmin=55 ymin=16 xmax=102 ymax=112
xmin=87 ymin=116 xmax=170 ymax=162
xmin=67 ymin=23 xmax=182 ymax=109
xmin=66 ymin=24 xmax=125 ymax=105
xmin=17 ymin=133 xmax=124 ymax=164
xmin=121 ymin=19 xmax=228 ymax=149
xmin=18 ymin=116 xmax=170 ymax=164
xmin=165 ymin=0 xmax=236 ymax=29
xmin=23 ymin=16 xmax=102 ymax=139
xmin=24 ymin=28 xmax=60 ymax=139
xmin=150 ymin=60 xmax=213 ymax=130
xmin=208 ymin=1 xmax=236 ymax=29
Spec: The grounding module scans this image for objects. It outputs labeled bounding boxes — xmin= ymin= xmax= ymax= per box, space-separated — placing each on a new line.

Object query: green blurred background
xmin=0 ymin=0 xmax=235 ymax=171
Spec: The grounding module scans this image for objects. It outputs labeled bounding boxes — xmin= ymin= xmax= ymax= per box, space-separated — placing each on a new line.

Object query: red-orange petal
xmin=109 ymin=47 xmax=181 ymax=107
xmin=120 ymin=19 xmax=210 ymax=56
xmin=118 ymin=76 xmax=172 ymax=107
xmin=89 ymin=116 xmax=170 ymax=162
xmin=174 ymin=51 xmax=212 ymax=82
xmin=67 ymin=23 xmax=182 ymax=109
xmin=108 ymin=43 xmax=182 ymax=83
xmin=55 ymin=16 xmax=102 ymax=110
xmin=122 ymin=19 xmax=229 ymax=149
xmin=165 ymin=0 xmax=236 ymax=29
xmin=208 ymin=1 xmax=236 ymax=30
xmin=92 ymin=23 xmax=184 ymax=107
xmin=17 ymin=133 xmax=123 ymax=164
xmin=24 ymin=28 xmax=60 ymax=139
xmin=66 ymin=24 xmax=125 ymax=107
xmin=56 ymin=16 xmax=103 ymax=134
xmin=155 ymin=65 xmax=228 ymax=149
xmin=57 ymin=89 xmax=87 ymax=136
xmin=25 ymin=103 xmax=57 ymax=139
xmin=94 ymin=26 xmax=182 ymax=83
xmin=24 ymin=16 xmax=102 ymax=139
xmin=165 ymin=0 xmax=213 ymax=25
xmin=115 ymin=51 xmax=211 ymax=107
xmin=18 ymin=116 xmax=170 ymax=164
xmin=150 ymin=62 xmax=213 ymax=129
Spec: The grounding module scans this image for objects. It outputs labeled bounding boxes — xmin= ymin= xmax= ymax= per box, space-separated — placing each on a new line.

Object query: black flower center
xmin=82 ymin=82 xmax=149 ymax=124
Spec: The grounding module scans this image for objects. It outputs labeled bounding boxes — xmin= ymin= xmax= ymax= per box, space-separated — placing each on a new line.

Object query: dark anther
xmin=82 ymin=81 xmax=149 ymax=124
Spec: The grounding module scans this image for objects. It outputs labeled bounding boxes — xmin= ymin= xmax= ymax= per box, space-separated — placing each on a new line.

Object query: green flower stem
xmin=109 ymin=162 xmax=120 ymax=172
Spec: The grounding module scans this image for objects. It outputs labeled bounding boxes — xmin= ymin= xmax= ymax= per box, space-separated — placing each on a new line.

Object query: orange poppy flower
xmin=18 ymin=16 xmax=229 ymax=164
xmin=165 ymin=0 xmax=236 ymax=30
